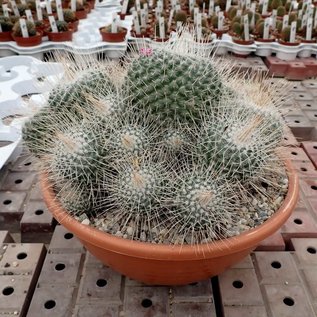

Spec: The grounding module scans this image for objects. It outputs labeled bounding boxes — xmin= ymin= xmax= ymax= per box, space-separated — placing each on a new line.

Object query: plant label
xmin=71 ymin=0 xmax=77 ymax=12
xmin=263 ymin=17 xmax=270 ymax=39
xmin=136 ymin=0 xmax=141 ymax=12
xmin=208 ymin=0 xmax=214 ymax=16
xmin=176 ymin=21 xmax=182 ymax=30
xmin=168 ymin=9 xmax=174 ymax=28
xmin=302 ymin=13 xmax=308 ymax=27
xmin=176 ymin=4 xmax=181 ymax=11
xmin=171 ymin=0 xmax=176 ymax=9
xmin=194 ymin=7 xmax=199 ymax=24
xmin=243 ymin=14 xmax=249 ymax=40
xmin=25 ymin=9 xmax=34 ymax=23
xmin=35 ymin=0 xmax=43 ymax=20
xmin=143 ymin=3 xmax=148 ymax=21
xmin=240 ymin=0 xmax=245 ymax=9
xmin=197 ymin=12 xmax=202 ymax=41
xmin=111 ymin=12 xmax=118 ymax=32
xmin=159 ymin=16 xmax=165 ymax=39
xmin=140 ymin=9 xmax=146 ymax=27
xmin=236 ymin=9 xmax=242 ymax=16
xmin=218 ymin=11 xmax=224 ymax=30
xmin=246 ymin=0 xmax=251 ymax=9
xmin=262 ymin=0 xmax=268 ymax=15
xmin=298 ymin=9 xmax=303 ymax=19
xmin=121 ymin=0 xmax=128 ymax=14
xmin=133 ymin=11 xmax=141 ymax=34
xmin=56 ymin=0 xmax=64 ymax=21
xmin=155 ymin=7 xmax=159 ymax=19
xmin=271 ymin=9 xmax=277 ymax=29
xmin=202 ymin=2 xmax=205 ymax=15
xmin=157 ymin=0 xmax=163 ymax=13
xmin=19 ymin=18 xmax=29 ymax=37
xmin=2 ymin=4 xmax=9 ymax=17
xmin=46 ymin=0 xmax=53 ymax=14
xmin=225 ymin=0 xmax=231 ymax=12
xmin=11 ymin=0 xmax=20 ymax=16
xmin=49 ymin=15 xmax=58 ymax=33
xmin=308 ymin=5 xmax=314 ymax=20
xmin=290 ymin=20 xmax=296 ymax=42
xmin=250 ymin=2 xmax=256 ymax=12
xmin=215 ymin=5 xmax=220 ymax=14
xmin=314 ymin=9 xmax=317 ymax=27
xmin=282 ymin=14 xmax=289 ymax=30
xmin=189 ymin=0 xmax=194 ymax=12
xmin=306 ymin=17 xmax=313 ymax=40
xmin=21 ymin=0 xmax=26 ymax=4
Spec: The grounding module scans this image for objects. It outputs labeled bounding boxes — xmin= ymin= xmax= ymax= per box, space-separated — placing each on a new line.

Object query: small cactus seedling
xmin=174 ymin=10 xmax=187 ymax=24
xmin=63 ymin=9 xmax=77 ymax=23
xmin=269 ymin=0 xmax=282 ymax=10
xmin=0 ymin=16 xmax=13 ymax=32
xmin=276 ymin=6 xmax=286 ymax=17
xmin=281 ymin=26 xmax=291 ymax=42
xmin=12 ymin=20 xmax=37 ymax=37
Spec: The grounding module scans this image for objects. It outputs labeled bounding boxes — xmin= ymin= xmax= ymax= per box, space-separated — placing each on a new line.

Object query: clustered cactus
xmin=23 ymin=32 xmax=288 ymax=244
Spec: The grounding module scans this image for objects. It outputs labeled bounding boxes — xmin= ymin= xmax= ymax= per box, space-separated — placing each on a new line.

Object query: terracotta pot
xmin=12 ymin=32 xmax=42 ymax=47
xmin=47 ymin=30 xmax=73 ymax=42
xmin=99 ymin=27 xmax=127 ymax=42
xmin=68 ymin=20 xmax=79 ymax=32
xmin=119 ymin=12 xmax=126 ymax=20
xmin=0 ymin=31 xmax=13 ymax=42
xmin=130 ymin=30 xmax=148 ymax=38
xmin=75 ymin=9 xmax=88 ymax=19
xmin=40 ymin=160 xmax=298 ymax=285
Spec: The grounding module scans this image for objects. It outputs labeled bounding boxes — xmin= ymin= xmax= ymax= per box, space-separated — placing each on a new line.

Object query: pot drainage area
xmin=0 ymin=52 xmax=317 ymax=317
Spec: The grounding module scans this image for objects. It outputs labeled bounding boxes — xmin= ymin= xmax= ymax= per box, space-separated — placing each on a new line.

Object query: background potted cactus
xmin=0 ymin=16 xmax=14 ymax=41
xmin=99 ymin=24 xmax=127 ymax=42
xmin=47 ymin=20 xmax=73 ymax=41
xmin=12 ymin=19 xmax=42 ymax=46
xmin=23 ymin=32 xmax=298 ymax=285
xmin=63 ymin=9 xmax=79 ymax=32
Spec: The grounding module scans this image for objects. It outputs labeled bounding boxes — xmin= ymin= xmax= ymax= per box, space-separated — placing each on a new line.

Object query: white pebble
xmin=126 ymin=226 xmax=133 ymax=236
xmin=81 ymin=219 xmax=90 ymax=225
xmin=12 ymin=261 xmax=18 ymax=267
xmin=140 ymin=232 xmax=146 ymax=242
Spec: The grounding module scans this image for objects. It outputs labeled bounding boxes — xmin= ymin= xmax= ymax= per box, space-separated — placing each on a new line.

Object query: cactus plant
xmin=23 ymin=31 xmax=289 ymax=246
xmin=276 ymin=6 xmax=286 ymax=16
xmin=281 ymin=25 xmax=291 ymax=41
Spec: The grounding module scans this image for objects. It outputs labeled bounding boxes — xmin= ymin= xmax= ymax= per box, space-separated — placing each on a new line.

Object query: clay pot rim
xmin=99 ymin=26 xmax=128 ymax=34
xmin=40 ymin=160 xmax=298 ymax=260
xmin=278 ymin=39 xmax=301 ymax=46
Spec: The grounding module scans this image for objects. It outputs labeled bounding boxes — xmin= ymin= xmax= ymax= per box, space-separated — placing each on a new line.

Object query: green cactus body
xmin=170 ymin=171 xmax=236 ymax=237
xmin=0 ymin=16 xmax=13 ymax=32
xmin=281 ymin=26 xmax=291 ymax=42
xmin=110 ymin=125 xmax=148 ymax=157
xmin=109 ymin=161 xmax=166 ymax=213
xmin=12 ymin=20 xmax=36 ymax=37
xmin=276 ymin=6 xmax=286 ymax=17
xmin=199 ymin=109 xmax=281 ymax=181
xmin=63 ymin=9 xmax=77 ymax=22
xmin=55 ymin=20 xmax=69 ymax=32
xmin=126 ymin=50 xmax=223 ymax=124
xmin=48 ymin=124 xmax=104 ymax=185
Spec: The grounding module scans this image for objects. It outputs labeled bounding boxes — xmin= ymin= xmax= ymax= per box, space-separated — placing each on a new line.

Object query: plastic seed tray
xmin=0 ymin=56 xmax=64 ymax=170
